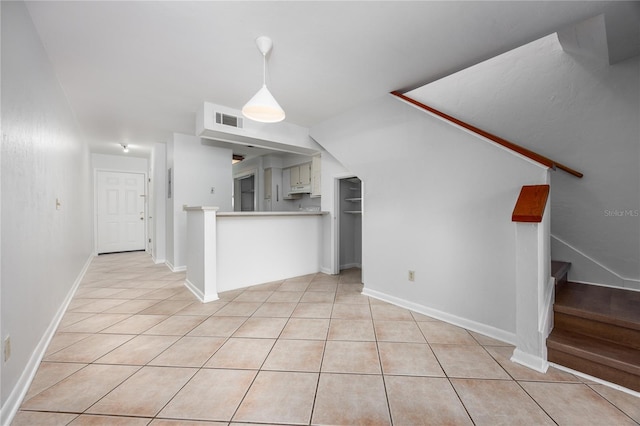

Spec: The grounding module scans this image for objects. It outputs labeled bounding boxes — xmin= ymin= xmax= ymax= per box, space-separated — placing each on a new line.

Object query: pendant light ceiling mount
xmin=242 ymin=36 xmax=286 ymax=123
xmin=255 ymin=36 xmax=273 ymax=57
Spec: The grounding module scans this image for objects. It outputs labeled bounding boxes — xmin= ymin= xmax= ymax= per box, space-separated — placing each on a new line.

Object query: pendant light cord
xmin=262 ymin=53 xmax=267 ymax=88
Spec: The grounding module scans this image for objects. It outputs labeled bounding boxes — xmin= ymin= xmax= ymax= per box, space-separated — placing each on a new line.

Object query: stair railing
xmin=391 ymin=91 xmax=583 ymax=178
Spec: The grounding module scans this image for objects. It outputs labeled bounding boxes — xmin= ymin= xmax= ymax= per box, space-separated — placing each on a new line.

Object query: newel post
xmin=511 ymin=185 xmax=553 ymax=372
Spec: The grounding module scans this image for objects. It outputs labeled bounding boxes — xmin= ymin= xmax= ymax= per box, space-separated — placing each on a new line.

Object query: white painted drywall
xmin=216 ymin=214 xmax=324 ymax=291
xmin=311 ymin=94 xmax=548 ymax=335
xmin=151 ymin=143 xmax=167 ymax=263
xmin=407 ymin=32 xmax=640 ymax=285
xmin=197 ymin=102 xmax=322 ymax=156
xmin=1 ymin=1 xmax=93 ymax=421
xmin=166 ymin=137 xmax=175 ymax=269
xmin=92 ymin=153 xmax=148 ymax=174
xmin=166 ymin=133 xmax=232 ymax=269
xmin=183 ymin=207 xmax=218 ymax=302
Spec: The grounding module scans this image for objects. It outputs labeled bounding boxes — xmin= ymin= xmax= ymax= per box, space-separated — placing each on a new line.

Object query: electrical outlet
xmin=408 ymin=270 xmax=415 ymax=282
xmin=4 ymin=336 xmax=11 ymax=362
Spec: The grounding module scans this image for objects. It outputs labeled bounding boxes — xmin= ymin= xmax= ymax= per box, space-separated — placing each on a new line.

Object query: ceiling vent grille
xmin=215 ymin=112 xmax=243 ymax=129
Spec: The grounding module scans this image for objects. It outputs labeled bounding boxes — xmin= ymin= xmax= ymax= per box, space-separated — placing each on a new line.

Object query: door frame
xmin=94 ymin=168 xmax=148 ymax=255
xmin=332 ymin=173 xmax=364 ymax=278
xmin=233 ymin=168 xmax=258 ymax=212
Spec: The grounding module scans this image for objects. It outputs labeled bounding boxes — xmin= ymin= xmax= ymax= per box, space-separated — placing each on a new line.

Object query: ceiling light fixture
xmin=242 ymin=36 xmax=285 ymax=123
xmin=121 ymin=144 xmax=129 ymax=153
xmin=232 ymin=154 xmax=244 ymax=164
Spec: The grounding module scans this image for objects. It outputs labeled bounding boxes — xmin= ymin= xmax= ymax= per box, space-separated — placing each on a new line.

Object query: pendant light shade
xmin=242 ymin=36 xmax=285 ymax=123
xmin=242 ymin=85 xmax=285 ymax=123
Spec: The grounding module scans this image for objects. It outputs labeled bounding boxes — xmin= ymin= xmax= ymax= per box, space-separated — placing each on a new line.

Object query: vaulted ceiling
xmin=24 ymin=1 xmax=639 ymax=156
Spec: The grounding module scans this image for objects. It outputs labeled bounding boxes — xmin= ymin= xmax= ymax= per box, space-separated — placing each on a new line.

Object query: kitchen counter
xmin=183 ymin=206 xmax=326 ymax=302
xmin=217 ymin=211 xmax=327 ymax=217
xmin=183 ymin=206 xmax=326 ymax=216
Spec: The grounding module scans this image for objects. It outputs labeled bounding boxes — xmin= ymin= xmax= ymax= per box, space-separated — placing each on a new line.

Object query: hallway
xmin=13 ymin=252 xmax=639 ymax=425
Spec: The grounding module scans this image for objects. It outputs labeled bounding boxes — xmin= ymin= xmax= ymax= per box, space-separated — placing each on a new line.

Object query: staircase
xmin=547 ymin=261 xmax=640 ymax=392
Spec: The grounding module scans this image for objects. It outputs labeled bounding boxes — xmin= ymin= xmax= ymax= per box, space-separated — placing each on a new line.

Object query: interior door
xmin=97 ymin=171 xmax=146 ymax=254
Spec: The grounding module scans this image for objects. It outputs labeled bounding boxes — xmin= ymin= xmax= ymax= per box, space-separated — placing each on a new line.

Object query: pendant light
xmin=242 ymin=36 xmax=285 ymax=123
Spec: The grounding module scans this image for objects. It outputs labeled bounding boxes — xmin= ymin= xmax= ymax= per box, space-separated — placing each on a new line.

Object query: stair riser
xmin=554 ymin=312 xmax=640 ymax=350
xmin=551 ymin=261 xmax=571 ymax=293
xmin=548 ymin=348 xmax=640 ymax=392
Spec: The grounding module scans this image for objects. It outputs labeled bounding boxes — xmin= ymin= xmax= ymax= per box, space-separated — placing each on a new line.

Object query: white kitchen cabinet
xmin=290 ymin=163 xmax=311 ymax=186
xmin=282 ymin=167 xmax=302 ymax=200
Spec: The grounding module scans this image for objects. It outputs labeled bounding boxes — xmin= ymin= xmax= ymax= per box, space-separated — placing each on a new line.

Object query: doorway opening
xmin=234 ymin=173 xmax=256 ymax=212
xmin=337 ymin=177 xmax=362 ymax=278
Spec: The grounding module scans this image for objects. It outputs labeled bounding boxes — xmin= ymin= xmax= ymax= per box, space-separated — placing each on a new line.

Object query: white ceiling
xmin=24 ymin=1 xmax=639 ymax=158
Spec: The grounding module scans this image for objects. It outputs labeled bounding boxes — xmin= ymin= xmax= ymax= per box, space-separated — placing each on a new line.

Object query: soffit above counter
xmin=196 ymin=102 xmax=322 ymax=156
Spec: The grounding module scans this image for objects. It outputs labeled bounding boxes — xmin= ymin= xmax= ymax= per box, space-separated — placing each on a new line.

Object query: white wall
xmin=311 ymin=95 xmax=547 ymax=337
xmin=1 ymin=1 xmax=93 ymax=421
xmin=151 ymin=143 xmax=166 ymax=263
xmin=92 ymin=153 xmax=148 ymax=174
xmin=166 ymin=137 xmax=176 ymax=269
xmin=216 ymin=214 xmax=324 ymax=292
xmin=166 ymin=134 xmax=232 ymax=270
xmin=197 ymin=101 xmax=323 ymax=156
xmin=408 ymin=32 xmax=640 ymax=286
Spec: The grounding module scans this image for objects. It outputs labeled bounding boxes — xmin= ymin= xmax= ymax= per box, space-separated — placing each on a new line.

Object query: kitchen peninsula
xmin=183 ymin=206 xmax=327 ymax=302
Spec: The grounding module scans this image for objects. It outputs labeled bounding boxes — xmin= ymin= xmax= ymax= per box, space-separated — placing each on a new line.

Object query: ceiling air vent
xmin=215 ymin=112 xmax=243 ymax=129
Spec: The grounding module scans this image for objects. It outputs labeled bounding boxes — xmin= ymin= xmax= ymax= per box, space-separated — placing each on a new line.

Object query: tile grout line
xmin=226 ymin=273 xmax=317 ymax=425
xmin=583 ymin=383 xmax=640 ymax=425
xmin=307 ymin=272 xmax=335 ymax=426
xmin=370 ymin=295 xmax=395 ymax=425
xmin=21 ymin=255 xmax=638 ymax=425
xmin=414 ymin=310 xmax=477 ymax=425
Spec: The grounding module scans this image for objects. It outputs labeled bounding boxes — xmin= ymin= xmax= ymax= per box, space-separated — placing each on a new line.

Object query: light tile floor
xmin=14 ymin=251 xmax=640 ymax=425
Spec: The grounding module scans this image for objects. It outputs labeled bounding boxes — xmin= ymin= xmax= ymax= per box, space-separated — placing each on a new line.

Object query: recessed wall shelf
xmin=343 ymin=179 xmax=362 ymax=215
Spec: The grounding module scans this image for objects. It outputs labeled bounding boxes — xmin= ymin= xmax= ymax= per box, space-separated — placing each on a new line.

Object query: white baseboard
xmin=165 ymin=261 xmax=186 ymax=272
xmin=184 ymin=279 xmax=218 ymax=303
xmin=551 ymin=234 xmax=640 ymax=290
xmin=1 ymin=254 xmax=94 ymax=426
xmin=320 ymin=266 xmax=334 ymax=275
xmin=152 ymin=256 xmax=166 ymax=265
xmin=511 ymin=348 xmax=549 ymax=373
xmin=550 ymin=363 xmax=640 ymax=398
xmin=362 ymin=287 xmax=517 ymax=346
xmin=572 ymin=279 xmax=640 ymax=293
xmin=340 ymin=262 xmax=361 ymax=270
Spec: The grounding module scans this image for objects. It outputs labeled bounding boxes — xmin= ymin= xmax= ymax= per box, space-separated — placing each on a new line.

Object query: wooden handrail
xmin=512 ymin=185 xmax=550 ymax=223
xmin=391 ymin=91 xmax=583 ymax=178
